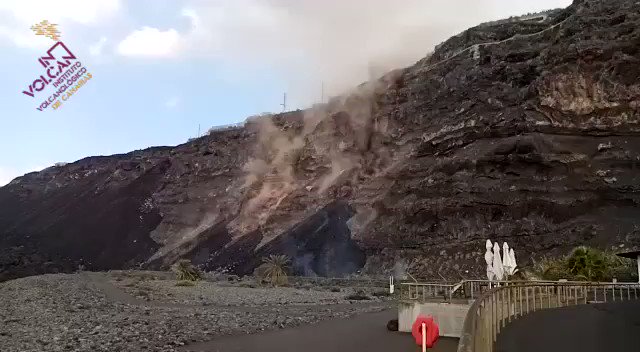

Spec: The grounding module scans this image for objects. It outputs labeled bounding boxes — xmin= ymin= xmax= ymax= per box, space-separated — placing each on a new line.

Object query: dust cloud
xmin=234 ymin=74 xmax=400 ymax=235
xmin=216 ymin=0 xmax=572 ymax=237
xmin=186 ymin=0 xmax=572 ymax=107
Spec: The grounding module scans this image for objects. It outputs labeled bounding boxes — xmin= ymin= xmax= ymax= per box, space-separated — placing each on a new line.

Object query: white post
xmin=422 ymin=323 xmax=427 ymax=352
xmin=389 ymin=275 xmax=395 ymax=294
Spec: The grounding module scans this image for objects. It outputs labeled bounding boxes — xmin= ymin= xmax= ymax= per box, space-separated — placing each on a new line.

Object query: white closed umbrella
xmin=509 ymin=248 xmax=517 ymax=275
xmin=485 ymin=240 xmax=494 ymax=281
xmin=493 ymin=243 xmax=504 ymax=281
xmin=502 ymin=242 xmax=512 ymax=276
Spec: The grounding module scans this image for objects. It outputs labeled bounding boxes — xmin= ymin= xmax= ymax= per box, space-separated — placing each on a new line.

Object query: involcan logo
xmin=22 ymin=21 xmax=93 ymax=111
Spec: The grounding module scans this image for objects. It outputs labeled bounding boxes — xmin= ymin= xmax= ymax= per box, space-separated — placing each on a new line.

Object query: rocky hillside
xmin=1 ymin=0 xmax=639 ymax=281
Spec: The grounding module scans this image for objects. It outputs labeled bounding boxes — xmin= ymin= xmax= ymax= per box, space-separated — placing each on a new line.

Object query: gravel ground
xmin=111 ymin=273 xmax=384 ymax=307
xmin=0 ymin=272 xmax=390 ymax=352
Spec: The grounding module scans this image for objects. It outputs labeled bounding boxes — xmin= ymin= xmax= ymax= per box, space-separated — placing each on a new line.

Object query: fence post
xmin=507 ymin=288 xmax=511 ymax=323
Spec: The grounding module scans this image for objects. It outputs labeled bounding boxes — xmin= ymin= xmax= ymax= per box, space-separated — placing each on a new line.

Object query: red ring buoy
xmin=411 ymin=315 xmax=440 ymax=348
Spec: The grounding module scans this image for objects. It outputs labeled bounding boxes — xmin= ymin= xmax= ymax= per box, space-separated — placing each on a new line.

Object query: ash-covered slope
xmin=2 ymin=0 xmax=640 ymax=281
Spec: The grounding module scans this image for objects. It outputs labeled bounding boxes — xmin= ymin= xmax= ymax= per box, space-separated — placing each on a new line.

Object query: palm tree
xmin=171 ymin=259 xmax=202 ymax=282
xmin=260 ymin=254 xmax=291 ymax=286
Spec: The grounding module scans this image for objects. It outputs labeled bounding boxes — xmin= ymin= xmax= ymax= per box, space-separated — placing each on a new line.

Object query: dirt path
xmin=183 ymin=309 xmax=459 ymax=352
xmin=418 ymin=14 xmax=573 ymax=74
xmin=83 ymin=272 xmax=145 ymax=305
xmin=83 ymin=272 xmax=198 ymax=309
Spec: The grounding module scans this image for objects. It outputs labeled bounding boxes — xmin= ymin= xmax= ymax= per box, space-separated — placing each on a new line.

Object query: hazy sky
xmin=0 ymin=0 xmax=573 ymax=185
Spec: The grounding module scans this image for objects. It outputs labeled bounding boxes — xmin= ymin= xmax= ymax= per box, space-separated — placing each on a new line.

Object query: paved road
xmin=185 ymin=309 xmax=459 ymax=352
xmin=496 ymin=301 xmax=640 ymax=352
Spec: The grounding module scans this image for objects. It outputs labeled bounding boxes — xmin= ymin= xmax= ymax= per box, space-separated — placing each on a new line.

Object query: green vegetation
xmin=256 ymin=254 xmax=291 ymax=287
xmin=171 ymin=259 xmax=202 ymax=282
xmin=372 ymin=290 xmax=391 ymax=297
xmin=534 ymin=246 xmax=637 ymax=282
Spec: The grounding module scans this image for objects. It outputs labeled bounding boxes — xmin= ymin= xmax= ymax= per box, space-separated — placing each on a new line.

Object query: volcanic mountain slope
xmin=1 ymin=0 xmax=640 ymax=281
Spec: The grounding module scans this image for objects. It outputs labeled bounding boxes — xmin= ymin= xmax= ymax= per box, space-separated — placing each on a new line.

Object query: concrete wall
xmin=399 ymin=300 xmax=471 ymax=338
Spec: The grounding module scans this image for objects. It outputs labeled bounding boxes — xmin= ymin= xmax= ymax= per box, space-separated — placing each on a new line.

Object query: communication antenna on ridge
xmin=321 ymin=81 xmax=324 ymax=104
xmin=197 ymin=123 xmax=201 ymax=138
xmin=281 ymin=93 xmax=286 ymax=112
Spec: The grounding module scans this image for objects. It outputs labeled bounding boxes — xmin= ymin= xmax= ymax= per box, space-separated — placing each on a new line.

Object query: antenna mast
xmin=281 ymin=93 xmax=287 ymax=112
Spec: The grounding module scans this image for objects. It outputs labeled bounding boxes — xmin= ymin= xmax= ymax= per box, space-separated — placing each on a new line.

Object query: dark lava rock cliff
xmin=2 ymin=0 xmax=640 ymax=281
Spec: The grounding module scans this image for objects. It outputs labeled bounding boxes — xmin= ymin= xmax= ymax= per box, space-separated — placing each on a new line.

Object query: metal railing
xmin=400 ymin=282 xmax=460 ymax=301
xmin=457 ymin=282 xmax=640 ymax=352
xmin=400 ymin=279 xmax=560 ymax=302
xmin=452 ymin=280 xmax=562 ymax=300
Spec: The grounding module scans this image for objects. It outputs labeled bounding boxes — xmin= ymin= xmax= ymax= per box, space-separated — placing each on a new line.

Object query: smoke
xmin=393 ymin=259 xmax=410 ymax=280
xmin=182 ymin=0 xmax=573 ymax=107
xmin=293 ymin=253 xmax=317 ymax=277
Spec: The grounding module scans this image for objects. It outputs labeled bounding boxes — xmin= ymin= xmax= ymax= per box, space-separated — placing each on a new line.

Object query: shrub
xmin=124 ymin=280 xmax=139 ymax=287
xmin=534 ymin=257 xmax=570 ymax=281
xmin=300 ymin=283 xmax=313 ymax=290
xmin=387 ymin=319 xmax=399 ymax=331
xmin=257 ymin=254 xmax=291 ymax=287
xmin=239 ymin=282 xmax=257 ymax=288
xmin=608 ymin=253 xmax=639 ymax=282
xmin=136 ymin=288 xmax=150 ymax=300
xmin=346 ymin=290 xmax=371 ymax=300
xmin=175 ymin=280 xmax=196 ymax=287
xmin=171 ymin=259 xmax=202 ymax=282
xmin=535 ymin=246 xmax=638 ymax=282
xmin=565 ymin=246 xmax=608 ymax=281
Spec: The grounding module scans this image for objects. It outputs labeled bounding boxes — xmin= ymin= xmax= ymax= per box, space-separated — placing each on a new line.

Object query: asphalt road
xmin=496 ymin=300 xmax=640 ymax=352
xmin=185 ymin=309 xmax=459 ymax=352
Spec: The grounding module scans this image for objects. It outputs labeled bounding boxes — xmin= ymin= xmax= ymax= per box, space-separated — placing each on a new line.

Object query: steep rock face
xmin=359 ymin=0 xmax=640 ymax=278
xmin=0 ymin=153 xmax=170 ymax=279
xmin=1 ymin=0 xmax=639 ymax=281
